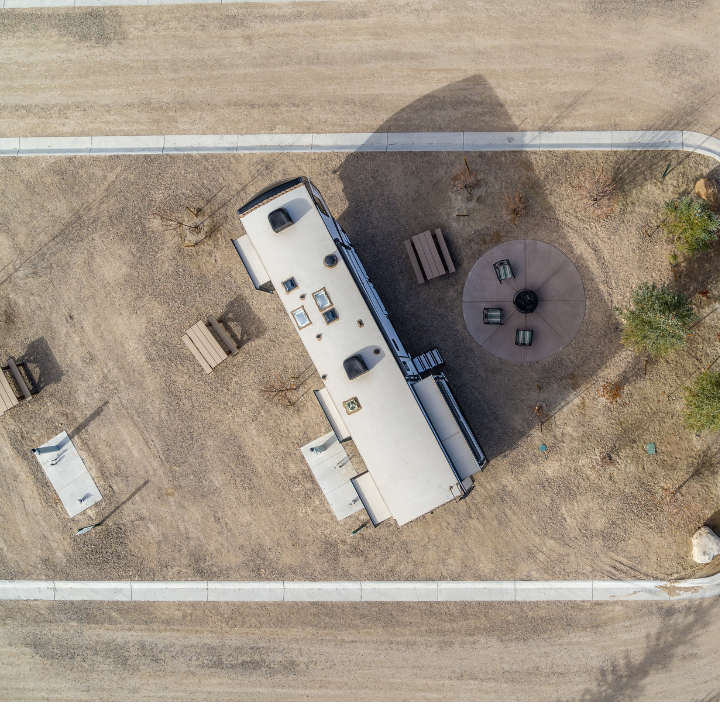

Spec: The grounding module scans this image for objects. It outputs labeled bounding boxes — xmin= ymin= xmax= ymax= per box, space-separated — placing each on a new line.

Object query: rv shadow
xmin=335 ymin=74 xmax=621 ymax=459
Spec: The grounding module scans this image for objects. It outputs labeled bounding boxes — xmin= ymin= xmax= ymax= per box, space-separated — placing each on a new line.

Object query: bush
xmin=616 ymin=283 xmax=697 ymax=358
xmin=502 ymin=191 xmax=527 ymax=225
xmin=450 ymin=164 xmax=481 ymax=198
xmin=683 ymin=370 xmax=720 ymax=432
xmin=571 ymin=167 xmax=618 ymax=218
xmin=662 ymin=195 xmax=719 ymax=260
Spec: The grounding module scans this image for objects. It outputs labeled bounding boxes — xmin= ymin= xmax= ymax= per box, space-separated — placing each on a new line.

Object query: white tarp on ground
xmin=32 ymin=431 xmax=102 ymax=518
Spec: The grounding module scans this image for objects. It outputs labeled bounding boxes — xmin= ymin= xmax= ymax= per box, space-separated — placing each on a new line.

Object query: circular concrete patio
xmin=462 ymin=239 xmax=586 ymax=363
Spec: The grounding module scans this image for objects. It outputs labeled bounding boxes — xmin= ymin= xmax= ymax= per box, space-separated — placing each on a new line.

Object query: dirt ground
xmin=1 ymin=599 xmax=720 ymax=701
xmin=3 ymin=0 xmax=720 ymax=703
xmin=1 ymin=144 xmax=719 ymax=583
xmin=0 ymin=1 xmax=719 ymax=138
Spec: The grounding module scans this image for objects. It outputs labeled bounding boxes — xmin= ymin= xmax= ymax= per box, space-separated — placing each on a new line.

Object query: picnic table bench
xmin=0 ymin=359 xmax=34 ymax=417
xmin=404 ymin=228 xmax=456 ymax=284
xmin=182 ymin=316 xmax=238 ymax=374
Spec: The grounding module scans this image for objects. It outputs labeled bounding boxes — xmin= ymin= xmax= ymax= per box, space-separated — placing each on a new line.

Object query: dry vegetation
xmin=571 ymin=166 xmax=619 ymax=218
xmin=260 ymin=372 xmax=301 ymax=408
xmin=597 ymin=382 xmax=625 ymax=404
xmin=449 ymin=160 xmax=482 ymax=198
xmin=154 ymin=187 xmax=227 ymax=247
xmin=502 ymin=190 xmax=528 ymax=225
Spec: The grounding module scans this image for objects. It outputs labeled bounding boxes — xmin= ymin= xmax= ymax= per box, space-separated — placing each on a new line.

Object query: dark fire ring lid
xmin=513 ymin=289 xmax=539 ymax=314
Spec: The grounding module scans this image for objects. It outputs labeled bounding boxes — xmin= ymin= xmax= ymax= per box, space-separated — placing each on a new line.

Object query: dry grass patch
xmin=571 ymin=166 xmax=618 ymax=218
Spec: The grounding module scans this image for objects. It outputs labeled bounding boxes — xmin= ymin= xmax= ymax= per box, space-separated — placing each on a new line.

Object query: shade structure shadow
xmin=335 ymin=74 xmax=622 ymax=459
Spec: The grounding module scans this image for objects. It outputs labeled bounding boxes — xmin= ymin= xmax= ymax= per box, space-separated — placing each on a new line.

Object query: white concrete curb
xmin=0 ymin=132 xmax=718 ymax=161
xmin=2 ymin=0 xmax=340 ymax=8
xmin=1 ymin=578 xmax=719 ymax=601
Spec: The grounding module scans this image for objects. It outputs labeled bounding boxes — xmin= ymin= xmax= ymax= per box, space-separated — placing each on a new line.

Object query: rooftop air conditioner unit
xmin=268 ymin=208 xmax=294 ymax=233
xmin=343 ymin=354 xmax=369 ymax=381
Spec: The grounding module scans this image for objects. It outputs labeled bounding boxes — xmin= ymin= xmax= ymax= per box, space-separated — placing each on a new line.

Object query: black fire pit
xmin=513 ymin=289 xmax=539 ymax=314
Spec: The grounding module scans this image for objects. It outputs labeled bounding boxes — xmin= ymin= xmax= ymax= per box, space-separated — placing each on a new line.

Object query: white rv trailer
xmin=235 ymin=177 xmax=486 ymax=527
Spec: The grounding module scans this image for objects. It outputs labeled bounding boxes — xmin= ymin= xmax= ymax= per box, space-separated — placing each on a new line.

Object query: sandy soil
xmin=1 ymin=600 xmax=720 ymax=700
xmin=0 ymin=1 xmax=719 ymax=137
xmin=0 ymin=144 xmax=719 ymax=584
xmin=3 ymin=0 xmax=720 ymax=702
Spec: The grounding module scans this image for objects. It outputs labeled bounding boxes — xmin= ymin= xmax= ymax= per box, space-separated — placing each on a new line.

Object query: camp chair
xmin=515 ymin=329 xmax=533 ymax=347
xmin=493 ymin=259 xmax=514 ymax=282
xmin=483 ymin=308 xmax=502 ymax=325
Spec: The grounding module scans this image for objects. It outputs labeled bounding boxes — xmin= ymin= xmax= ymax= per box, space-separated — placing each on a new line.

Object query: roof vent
xmin=268 ymin=208 xmax=294 ymax=233
xmin=343 ymin=354 xmax=369 ymax=381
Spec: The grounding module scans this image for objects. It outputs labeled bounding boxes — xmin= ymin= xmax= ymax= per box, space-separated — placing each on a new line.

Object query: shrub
xmin=683 ymin=370 xmax=720 ymax=432
xmin=502 ymin=191 xmax=528 ymax=225
xmin=616 ymin=283 xmax=697 ymax=358
xmin=450 ymin=164 xmax=481 ymax=198
xmin=571 ymin=167 xmax=618 ymax=218
xmin=260 ymin=372 xmax=300 ymax=407
xmin=597 ymin=382 xmax=624 ymax=404
xmin=662 ymin=195 xmax=719 ymax=260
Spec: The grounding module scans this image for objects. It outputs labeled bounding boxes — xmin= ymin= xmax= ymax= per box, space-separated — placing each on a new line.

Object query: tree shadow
xmin=218 ymin=293 xmax=267 ymax=348
xmin=673 ymin=241 xmax=720 ymax=298
xmin=17 ymin=337 xmax=63 ymax=392
xmin=335 ymin=73 xmax=620 ymax=458
xmin=581 ymin=602 xmax=715 ymax=701
xmin=608 ymin=92 xmax=720 ymax=196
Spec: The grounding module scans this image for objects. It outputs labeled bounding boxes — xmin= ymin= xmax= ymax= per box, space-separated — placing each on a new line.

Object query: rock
xmin=691 ymin=526 xmax=720 ymax=564
xmin=694 ymin=178 xmax=720 ymax=210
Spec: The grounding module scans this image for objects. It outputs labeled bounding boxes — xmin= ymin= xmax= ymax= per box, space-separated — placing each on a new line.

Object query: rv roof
xmin=237 ymin=177 xmax=304 ymax=218
xmin=239 ymin=184 xmax=458 ymax=526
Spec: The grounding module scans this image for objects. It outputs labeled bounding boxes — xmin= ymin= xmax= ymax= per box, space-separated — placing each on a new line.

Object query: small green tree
xmin=662 ymin=195 xmax=719 ymax=261
xmin=683 ymin=370 xmax=720 ymax=432
xmin=616 ymin=283 xmax=697 ymax=358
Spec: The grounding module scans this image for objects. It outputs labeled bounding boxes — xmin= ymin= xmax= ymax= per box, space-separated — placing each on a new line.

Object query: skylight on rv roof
xmin=291 ymin=307 xmax=311 ymax=329
xmin=282 ymin=277 xmax=298 ymax=293
xmin=323 ymin=308 xmax=339 ymax=324
xmin=313 ymin=288 xmax=332 ymax=310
